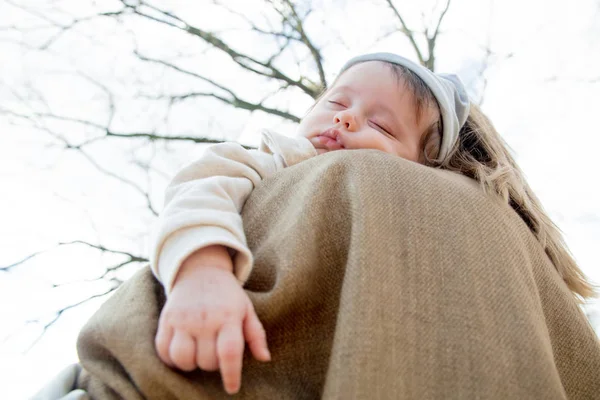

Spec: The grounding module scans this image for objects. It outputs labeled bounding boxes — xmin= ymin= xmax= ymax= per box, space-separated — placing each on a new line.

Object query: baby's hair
xmin=383 ymin=63 xmax=443 ymax=161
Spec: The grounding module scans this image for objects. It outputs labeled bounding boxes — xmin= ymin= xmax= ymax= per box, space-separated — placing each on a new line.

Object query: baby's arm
xmin=151 ymin=143 xmax=277 ymax=291
xmin=151 ymin=143 xmax=277 ymax=394
xmin=151 ymin=134 xmax=316 ymax=393
xmin=152 ymin=132 xmax=317 ymax=289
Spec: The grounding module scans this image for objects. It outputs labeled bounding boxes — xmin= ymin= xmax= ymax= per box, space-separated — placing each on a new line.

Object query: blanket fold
xmin=70 ymin=150 xmax=599 ymax=399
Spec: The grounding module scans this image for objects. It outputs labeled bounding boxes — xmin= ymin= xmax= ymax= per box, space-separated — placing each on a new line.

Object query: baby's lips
xmin=312 ymin=135 xmax=344 ymax=150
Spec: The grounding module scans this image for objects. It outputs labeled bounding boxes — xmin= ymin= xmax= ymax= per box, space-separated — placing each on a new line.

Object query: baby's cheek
xmin=396 ymin=146 xmax=420 ymax=163
xmin=294 ymin=119 xmax=309 ymax=138
xmin=297 ymin=109 xmax=329 ymax=137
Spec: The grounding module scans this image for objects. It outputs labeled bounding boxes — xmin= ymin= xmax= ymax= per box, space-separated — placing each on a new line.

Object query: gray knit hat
xmin=340 ymin=53 xmax=470 ymax=162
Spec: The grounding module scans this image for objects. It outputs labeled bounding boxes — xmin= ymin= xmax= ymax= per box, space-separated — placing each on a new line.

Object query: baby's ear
xmin=419 ymin=120 xmax=442 ymax=165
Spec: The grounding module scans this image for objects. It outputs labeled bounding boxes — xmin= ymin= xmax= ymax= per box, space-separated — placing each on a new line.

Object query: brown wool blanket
xmin=37 ymin=150 xmax=600 ymax=399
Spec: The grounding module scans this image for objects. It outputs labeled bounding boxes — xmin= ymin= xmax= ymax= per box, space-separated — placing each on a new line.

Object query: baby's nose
xmin=334 ymin=111 xmax=356 ymax=131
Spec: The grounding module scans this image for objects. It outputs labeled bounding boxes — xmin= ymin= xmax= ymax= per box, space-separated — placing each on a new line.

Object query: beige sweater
xmin=150 ymin=131 xmax=317 ymax=292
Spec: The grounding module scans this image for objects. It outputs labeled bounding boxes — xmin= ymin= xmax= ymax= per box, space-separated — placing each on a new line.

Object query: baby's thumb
xmin=243 ymin=305 xmax=271 ymax=362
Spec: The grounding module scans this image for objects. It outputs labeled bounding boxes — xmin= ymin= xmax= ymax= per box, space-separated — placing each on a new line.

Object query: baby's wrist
xmin=175 ymin=245 xmax=234 ymax=284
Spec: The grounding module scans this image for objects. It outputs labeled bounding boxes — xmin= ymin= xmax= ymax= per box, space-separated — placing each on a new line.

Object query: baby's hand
xmin=155 ymin=259 xmax=270 ymax=394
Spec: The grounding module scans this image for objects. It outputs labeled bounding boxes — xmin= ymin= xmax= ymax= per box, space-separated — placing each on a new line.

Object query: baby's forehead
xmin=330 ymin=62 xmax=439 ymax=122
xmin=332 ymin=62 xmax=426 ymax=100
xmin=333 ymin=61 xmax=401 ymax=84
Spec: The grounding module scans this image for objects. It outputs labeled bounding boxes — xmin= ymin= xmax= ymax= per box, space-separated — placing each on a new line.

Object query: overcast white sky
xmin=1 ymin=0 xmax=599 ymax=398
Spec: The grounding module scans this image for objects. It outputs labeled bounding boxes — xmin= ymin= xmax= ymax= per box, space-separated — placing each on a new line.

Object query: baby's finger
xmin=217 ymin=322 xmax=244 ymax=394
xmin=169 ymin=330 xmax=197 ymax=371
xmin=243 ymin=306 xmax=271 ymax=362
xmin=196 ymin=336 xmax=219 ymax=371
xmin=155 ymin=324 xmax=174 ymax=367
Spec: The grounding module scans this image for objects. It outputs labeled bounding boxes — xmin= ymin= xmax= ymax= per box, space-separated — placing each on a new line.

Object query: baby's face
xmin=297 ymin=61 xmax=438 ymax=162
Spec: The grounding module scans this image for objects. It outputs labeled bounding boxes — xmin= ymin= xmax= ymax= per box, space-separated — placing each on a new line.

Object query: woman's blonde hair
xmin=422 ymin=103 xmax=596 ymax=301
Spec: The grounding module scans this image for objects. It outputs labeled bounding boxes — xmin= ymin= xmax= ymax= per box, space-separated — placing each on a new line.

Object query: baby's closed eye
xmin=327 ymin=100 xmax=346 ymax=108
xmin=369 ymin=120 xmax=393 ymax=136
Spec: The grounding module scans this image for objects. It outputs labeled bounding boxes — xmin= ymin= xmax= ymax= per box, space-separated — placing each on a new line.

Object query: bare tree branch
xmin=1 ymin=106 xmax=256 ymax=149
xmin=212 ymin=0 xmax=302 ymax=43
xmin=0 ymin=108 xmax=160 ymax=215
xmin=50 ymin=241 xmax=148 ymax=286
xmin=25 ymin=285 xmax=119 ymax=352
xmin=75 ymin=149 xmax=159 ymax=216
xmin=385 ymin=0 xmax=426 ymax=67
xmin=5 ymin=0 xmax=68 ymax=27
xmin=112 ymin=0 xmax=322 ymax=98
xmin=475 ymin=47 xmax=492 ymax=106
xmin=426 ymin=0 xmax=452 ymax=71
xmin=76 ymin=71 xmax=117 ymax=129
xmin=2 ymin=239 xmax=144 ymax=350
xmin=134 ymin=52 xmax=302 ymax=122
xmin=385 ymin=0 xmax=452 ymax=71
xmin=279 ymin=0 xmax=326 ymax=90
xmin=0 ymin=240 xmax=147 ymax=273
xmin=101 ymin=131 xmax=255 ymax=148
xmin=58 ymin=240 xmax=147 ymax=261
xmin=0 ymin=251 xmax=47 ymax=272
xmin=430 ymin=0 xmax=452 ymax=41
xmin=4 ymin=0 xmax=113 ymax=50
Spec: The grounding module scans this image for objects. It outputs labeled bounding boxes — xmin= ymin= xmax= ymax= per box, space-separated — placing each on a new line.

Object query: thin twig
xmin=0 ymin=251 xmax=47 ymax=272
xmin=385 ymin=0 xmax=426 ymax=67
xmin=58 ymin=240 xmax=147 ymax=261
xmin=134 ymin=52 xmax=301 ymax=122
xmin=24 ymin=286 xmax=119 ymax=352
xmin=115 ymin=1 xmax=320 ymax=97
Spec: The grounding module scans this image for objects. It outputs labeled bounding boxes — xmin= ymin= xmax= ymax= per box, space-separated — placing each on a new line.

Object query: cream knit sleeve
xmin=150 ymin=133 xmax=316 ymax=293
